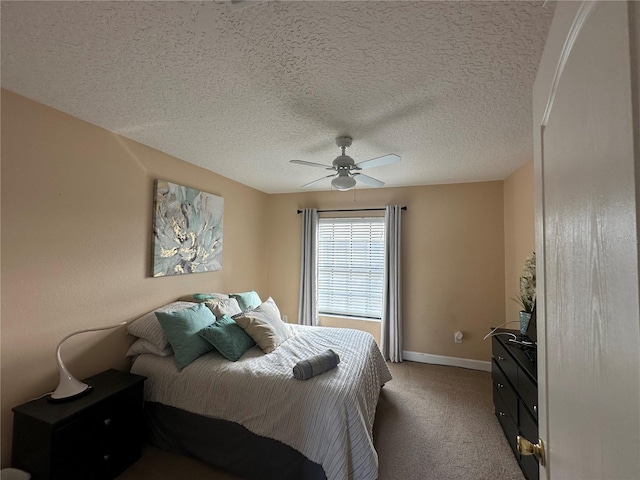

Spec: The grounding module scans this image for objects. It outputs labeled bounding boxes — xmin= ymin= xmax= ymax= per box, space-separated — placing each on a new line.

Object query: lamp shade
xmin=331 ymin=173 xmax=357 ymax=191
xmin=49 ymin=321 xmax=127 ymax=402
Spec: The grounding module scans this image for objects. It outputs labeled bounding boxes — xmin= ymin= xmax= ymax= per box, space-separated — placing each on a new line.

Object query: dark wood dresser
xmin=491 ymin=329 xmax=538 ymax=480
xmin=12 ymin=369 xmax=146 ymax=480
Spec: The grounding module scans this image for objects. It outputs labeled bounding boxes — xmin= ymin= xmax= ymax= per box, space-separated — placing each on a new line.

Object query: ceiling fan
xmin=290 ymin=137 xmax=401 ymax=191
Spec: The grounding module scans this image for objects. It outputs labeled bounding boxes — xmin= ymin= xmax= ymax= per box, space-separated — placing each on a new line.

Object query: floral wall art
xmin=152 ymin=180 xmax=224 ymax=277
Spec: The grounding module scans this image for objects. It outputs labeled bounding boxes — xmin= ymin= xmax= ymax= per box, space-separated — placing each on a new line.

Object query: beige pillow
xmin=234 ymin=297 xmax=291 ymax=353
xmin=204 ymin=297 xmax=242 ymax=318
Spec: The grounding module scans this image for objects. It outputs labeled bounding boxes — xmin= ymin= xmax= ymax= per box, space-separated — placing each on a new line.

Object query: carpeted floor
xmin=117 ymin=361 xmax=524 ymax=480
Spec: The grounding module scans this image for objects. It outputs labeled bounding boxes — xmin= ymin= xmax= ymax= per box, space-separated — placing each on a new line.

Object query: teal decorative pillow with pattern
xmin=199 ymin=315 xmax=256 ymax=361
xmin=229 ymin=291 xmax=262 ymax=312
xmin=156 ymin=302 xmax=216 ymax=370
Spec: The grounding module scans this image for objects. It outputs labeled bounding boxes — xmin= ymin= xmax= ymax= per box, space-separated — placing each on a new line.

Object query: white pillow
xmin=127 ymin=301 xmax=195 ymax=351
xmin=234 ymin=297 xmax=292 ymax=354
xmin=126 ymin=338 xmax=173 ymax=357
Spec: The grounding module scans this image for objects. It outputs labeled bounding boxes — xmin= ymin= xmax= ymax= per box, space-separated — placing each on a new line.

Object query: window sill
xmin=318 ymin=313 xmax=381 ymax=323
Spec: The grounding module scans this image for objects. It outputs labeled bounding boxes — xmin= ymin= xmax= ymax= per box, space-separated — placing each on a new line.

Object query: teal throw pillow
xmin=199 ymin=315 xmax=256 ymax=362
xmin=156 ymin=302 xmax=216 ymax=370
xmin=229 ymin=291 xmax=262 ymax=312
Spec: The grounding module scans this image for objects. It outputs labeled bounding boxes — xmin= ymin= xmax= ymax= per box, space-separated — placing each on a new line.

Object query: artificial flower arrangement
xmin=513 ymin=252 xmax=536 ymax=313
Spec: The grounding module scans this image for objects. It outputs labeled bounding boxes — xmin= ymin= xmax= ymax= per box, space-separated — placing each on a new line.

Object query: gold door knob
xmin=517 ymin=436 xmax=546 ymax=466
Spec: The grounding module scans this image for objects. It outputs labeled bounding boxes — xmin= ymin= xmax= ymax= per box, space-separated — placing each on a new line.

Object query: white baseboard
xmin=402 ymin=350 xmax=491 ymax=372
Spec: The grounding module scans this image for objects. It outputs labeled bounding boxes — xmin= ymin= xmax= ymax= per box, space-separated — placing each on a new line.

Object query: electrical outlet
xmin=282 ymin=315 xmax=288 ymax=323
xmin=454 ymin=331 xmax=463 ymax=343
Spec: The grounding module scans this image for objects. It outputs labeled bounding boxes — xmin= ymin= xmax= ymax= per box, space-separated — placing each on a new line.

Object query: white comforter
xmin=131 ymin=325 xmax=392 ymax=480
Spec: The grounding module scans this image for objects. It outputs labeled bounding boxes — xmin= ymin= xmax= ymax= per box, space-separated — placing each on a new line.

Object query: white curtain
xmin=298 ymin=208 xmax=318 ymax=326
xmin=381 ymin=205 xmax=403 ymax=362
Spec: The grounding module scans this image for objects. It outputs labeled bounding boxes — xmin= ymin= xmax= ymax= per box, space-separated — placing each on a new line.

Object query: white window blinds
xmin=317 ymin=217 xmax=385 ymax=320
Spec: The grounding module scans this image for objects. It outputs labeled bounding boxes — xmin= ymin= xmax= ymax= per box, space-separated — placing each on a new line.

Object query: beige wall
xmin=503 ymin=160 xmax=535 ymax=325
xmin=265 ymin=183 xmax=505 ymax=362
xmin=0 ymin=90 xmax=269 ymax=465
xmin=319 ymin=316 xmax=381 ymax=344
xmin=1 ymin=89 xmax=523 ymax=467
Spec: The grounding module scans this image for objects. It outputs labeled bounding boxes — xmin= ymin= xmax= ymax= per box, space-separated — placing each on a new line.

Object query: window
xmin=317 ymin=217 xmax=385 ymax=320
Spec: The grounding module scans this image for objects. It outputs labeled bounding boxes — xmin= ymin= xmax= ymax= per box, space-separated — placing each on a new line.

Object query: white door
xmin=533 ymin=1 xmax=640 ymax=479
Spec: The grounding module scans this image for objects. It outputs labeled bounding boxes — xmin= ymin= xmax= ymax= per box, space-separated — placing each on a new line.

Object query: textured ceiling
xmin=1 ymin=1 xmax=554 ymax=193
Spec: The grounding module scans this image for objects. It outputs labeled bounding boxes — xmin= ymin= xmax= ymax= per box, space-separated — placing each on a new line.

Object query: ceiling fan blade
xmin=353 ymin=173 xmax=385 ymax=187
xmin=354 ymin=154 xmax=401 ymax=170
xmin=301 ymin=174 xmax=336 ymax=188
xmin=290 ymin=159 xmax=333 ymax=169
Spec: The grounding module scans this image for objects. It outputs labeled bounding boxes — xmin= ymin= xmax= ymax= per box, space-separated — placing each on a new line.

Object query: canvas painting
xmin=152 ymin=180 xmax=224 ymax=277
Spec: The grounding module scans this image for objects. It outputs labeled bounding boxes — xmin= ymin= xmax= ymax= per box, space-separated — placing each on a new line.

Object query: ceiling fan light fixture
xmin=333 ymin=155 xmax=355 ymax=168
xmin=332 ymin=173 xmax=357 ymax=191
xmin=290 ymin=136 xmax=399 ymax=191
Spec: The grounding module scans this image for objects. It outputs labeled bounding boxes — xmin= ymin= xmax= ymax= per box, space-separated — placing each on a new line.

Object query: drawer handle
xmin=497 ymin=356 xmax=506 ymax=361
xmin=497 ymin=383 xmax=504 ymax=389
xmin=533 ymin=405 xmax=537 ymax=414
xmin=103 ymin=418 xmax=112 ymax=426
xmin=103 ymin=454 xmax=111 ymax=462
xmin=499 ymin=411 xmax=507 ymax=417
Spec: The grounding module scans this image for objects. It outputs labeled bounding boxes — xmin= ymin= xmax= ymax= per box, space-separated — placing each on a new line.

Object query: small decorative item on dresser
xmin=512 ymin=252 xmax=536 ymax=335
xmin=519 ymin=311 xmax=532 ymax=336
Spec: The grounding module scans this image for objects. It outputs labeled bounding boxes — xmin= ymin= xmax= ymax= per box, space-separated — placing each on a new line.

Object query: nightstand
xmin=11 ymin=369 xmax=146 ymax=480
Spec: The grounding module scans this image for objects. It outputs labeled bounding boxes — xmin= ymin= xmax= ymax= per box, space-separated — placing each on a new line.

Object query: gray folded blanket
xmin=293 ymin=349 xmax=341 ymax=380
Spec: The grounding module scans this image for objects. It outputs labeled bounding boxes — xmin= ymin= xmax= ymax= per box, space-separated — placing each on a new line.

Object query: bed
xmin=129 ymin=313 xmax=392 ymax=480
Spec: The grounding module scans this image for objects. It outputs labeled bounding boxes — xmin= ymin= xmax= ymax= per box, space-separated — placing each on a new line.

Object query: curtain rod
xmin=296 ymin=206 xmax=407 ymax=214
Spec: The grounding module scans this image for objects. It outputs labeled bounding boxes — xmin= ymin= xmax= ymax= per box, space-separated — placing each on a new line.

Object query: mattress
xmin=131 ymin=324 xmax=392 ymax=480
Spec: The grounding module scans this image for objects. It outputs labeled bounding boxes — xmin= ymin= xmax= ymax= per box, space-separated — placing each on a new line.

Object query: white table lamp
xmin=49 ymin=321 xmax=127 ymax=402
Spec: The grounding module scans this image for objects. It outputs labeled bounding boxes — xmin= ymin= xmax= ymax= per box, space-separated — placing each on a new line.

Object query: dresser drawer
xmin=492 ymin=359 xmax=518 ymax=421
xmin=518 ymin=367 xmax=538 ymax=420
xmin=51 ymin=443 xmax=135 ymax=480
xmin=51 ymin=387 xmax=143 ymax=479
xmin=519 ymin=405 xmax=539 ymax=480
xmin=492 ymin=337 xmax=518 ymax=387
xmin=519 ymin=403 xmax=538 ymax=447
xmin=53 ymin=386 xmax=141 ymax=451
xmin=494 ymin=385 xmax=518 ymax=455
